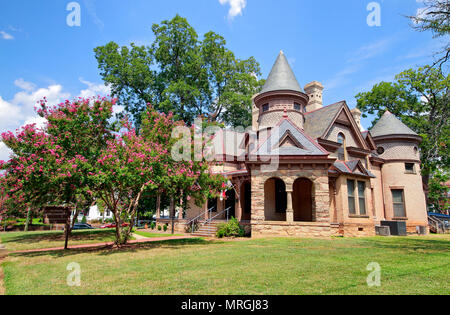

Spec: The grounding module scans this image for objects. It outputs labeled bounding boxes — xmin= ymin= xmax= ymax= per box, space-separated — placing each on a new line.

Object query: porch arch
xmin=264 ymin=177 xmax=287 ymax=221
xmin=293 ymin=178 xmax=314 ymax=222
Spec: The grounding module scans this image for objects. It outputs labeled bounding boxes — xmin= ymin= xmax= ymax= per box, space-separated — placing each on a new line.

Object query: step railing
xmin=190 ymin=207 xmax=232 ymax=235
xmin=428 ymin=215 xmax=446 ymax=234
xmin=206 ymin=207 xmax=232 ymax=224
xmin=187 ymin=206 xmax=216 ymax=234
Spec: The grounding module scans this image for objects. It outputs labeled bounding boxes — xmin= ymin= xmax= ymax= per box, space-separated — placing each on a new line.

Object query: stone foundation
xmin=251 ymin=221 xmax=331 ymax=238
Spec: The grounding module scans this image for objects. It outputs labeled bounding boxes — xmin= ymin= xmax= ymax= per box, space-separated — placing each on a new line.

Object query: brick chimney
xmin=351 ymin=108 xmax=363 ymax=131
xmin=304 ymin=81 xmax=324 ymax=112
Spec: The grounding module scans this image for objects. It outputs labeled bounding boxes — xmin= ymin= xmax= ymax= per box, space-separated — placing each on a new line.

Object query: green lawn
xmin=0 ymin=229 xmax=118 ymax=252
xmin=1 ymin=235 xmax=449 ymax=295
xmin=134 ymin=230 xmax=183 ymax=238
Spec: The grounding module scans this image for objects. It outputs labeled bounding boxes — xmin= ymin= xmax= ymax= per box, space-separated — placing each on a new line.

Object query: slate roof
xmin=254 ymin=118 xmax=328 ymax=156
xmin=303 ymin=101 xmax=345 ymax=139
xmin=332 ymin=160 xmax=376 ymax=178
xmin=260 ymin=51 xmax=303 ymax=94
xmin=370 ymin=111 xmax=418 ymax=138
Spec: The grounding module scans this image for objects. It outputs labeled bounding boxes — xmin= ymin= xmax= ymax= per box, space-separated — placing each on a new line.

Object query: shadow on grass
xmin=1 ymin=229 xmax=116 ymax=245
xmin=357 ymin=237 xmax=450 ymax=252
xmin=9 ymin=238 xmax=223 ymax=259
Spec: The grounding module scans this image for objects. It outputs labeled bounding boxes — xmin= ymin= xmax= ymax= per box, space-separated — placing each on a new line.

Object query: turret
xmin=255 ymin=51 xmax=309 ymax=130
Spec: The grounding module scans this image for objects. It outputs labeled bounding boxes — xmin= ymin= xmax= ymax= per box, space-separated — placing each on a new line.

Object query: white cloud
xmin=0 ymin=141 xmax=11 ymax=162
xmin=0 ymin=30 xmax=14 ymax=40
xmin=0 ymin=78 xmax=111 ymax=138
xmin=219 ymin=0 xmax=247 ymax=19
xmin=78 ymin=78 xmax=111 ymax=98
xmin=14 ymin=78 xmax=36 ymax=92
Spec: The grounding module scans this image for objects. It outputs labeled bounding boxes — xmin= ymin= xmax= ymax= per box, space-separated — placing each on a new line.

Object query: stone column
xmin=286 ymin=191 xmax=294 ymax=223
xmin=236 ymin=181 xmax=242 ymax=221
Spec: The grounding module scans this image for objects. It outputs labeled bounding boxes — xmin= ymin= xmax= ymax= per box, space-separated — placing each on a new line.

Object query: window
xmin=405 ymin=163 xmax=415 ymax=174
xmin=377 ymin=147 xmax=385 ymax=155
xmin=262 ymin=104 xmax=269 ymax=113
xmin=392 ymin=189 xmax=406 ymax=218
xmin=294 ymin=103 xmax=301 ymax=111
xmin=337 ymin=133 xmax=345 ymax=144
xmin=348 ymin=180 xmax=368 ymax=216
xmin=347 ymin=180 xmax=356 ymax=215
xmin=337 ymin=133 xmax=346 ymax=161
xmin=358 ymin=181 xmax=366 ymax=215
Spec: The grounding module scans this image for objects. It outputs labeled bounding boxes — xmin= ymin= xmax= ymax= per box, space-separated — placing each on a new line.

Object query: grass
xmin=134 ymin=231 xmax=183 ymax=238
xmin=0 ymin=229 xmax=118 ymax=252
xmin=1 ymin=234 xmax=449 ymax=295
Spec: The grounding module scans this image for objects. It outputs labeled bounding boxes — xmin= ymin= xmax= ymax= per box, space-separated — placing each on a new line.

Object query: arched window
xmin=337 ymin=133 xmax=346 ymax=160
xmin=337 ymin=133 xmax=345 ymax=144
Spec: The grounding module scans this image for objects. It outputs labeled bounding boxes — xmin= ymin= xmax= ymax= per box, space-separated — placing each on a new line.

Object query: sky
xmin=0 ymin=0 xmax=444 ymax=161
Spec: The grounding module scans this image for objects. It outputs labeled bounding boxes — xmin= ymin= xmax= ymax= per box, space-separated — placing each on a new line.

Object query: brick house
xmin=159 ymin=51 xmax=429 ymax=237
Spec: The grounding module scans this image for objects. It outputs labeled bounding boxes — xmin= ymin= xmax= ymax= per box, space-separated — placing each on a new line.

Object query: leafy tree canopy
xmin=94 ymin=15 xmax=264 ymax=128
xmin=356 ymin=66 xmax=449 ymax=212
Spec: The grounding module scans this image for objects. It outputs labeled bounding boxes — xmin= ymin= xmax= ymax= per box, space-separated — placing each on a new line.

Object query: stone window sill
xmin=348 ymin=215 xmax=370 ymax=219
xmin=392 ymin=217 xmax=408 ymax=221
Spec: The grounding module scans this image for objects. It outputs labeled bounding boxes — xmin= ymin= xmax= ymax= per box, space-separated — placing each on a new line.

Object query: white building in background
xmin=72 ymin=205 xmax=114 ymax=222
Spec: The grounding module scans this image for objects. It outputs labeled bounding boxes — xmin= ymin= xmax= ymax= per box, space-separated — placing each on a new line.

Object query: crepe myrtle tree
xmin=89 ymin=119 xmax=164 ymax=245
xmin=35 ymin=96 xmax=117 ymax=231
xmin=1 ymin=124 xmax=63 ymax=227
xmin=1 ymin=97 xmax=116 ymax=247
xmin=140 ymin=105 xmax=227 ymax=232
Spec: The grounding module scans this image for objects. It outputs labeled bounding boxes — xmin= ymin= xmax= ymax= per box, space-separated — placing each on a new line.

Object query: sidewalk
xmin=9 ymin=235 xmax=196 ymax=254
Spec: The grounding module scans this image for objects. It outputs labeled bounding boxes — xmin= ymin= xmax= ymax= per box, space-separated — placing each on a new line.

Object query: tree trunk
xmin=170 ymin=197 xmax=175 ymax=235
xmin=24 ymin=207 xmax=31 ymax=232
xmin=156 ymin=193 xmax=161 ymax=219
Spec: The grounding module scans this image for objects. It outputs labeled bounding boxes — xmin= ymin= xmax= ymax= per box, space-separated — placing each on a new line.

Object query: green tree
xmin=407 ymin=0 xmax=450 ymax=69
xmin=356 ymin=66 xmax=449 ymax=211
xmin=94 ymin=15 xmax=263 ymax=128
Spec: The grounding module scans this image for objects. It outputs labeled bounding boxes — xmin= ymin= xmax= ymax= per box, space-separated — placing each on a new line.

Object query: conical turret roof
xmin=370 ymin=111 xmax=418 ymax=138
xmin=261 ymin=51 xmax=303 ymax=94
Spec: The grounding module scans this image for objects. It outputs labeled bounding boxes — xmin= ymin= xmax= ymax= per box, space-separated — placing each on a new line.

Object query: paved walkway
xmin=9 ymin=235 xmax=196 ymax=254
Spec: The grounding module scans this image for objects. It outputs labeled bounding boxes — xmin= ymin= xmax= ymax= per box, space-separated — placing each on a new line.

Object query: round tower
xmin=370 ymin=111 xmax=427 ymax=229
xmin=255 ymin=51 xmax=309 ymax=130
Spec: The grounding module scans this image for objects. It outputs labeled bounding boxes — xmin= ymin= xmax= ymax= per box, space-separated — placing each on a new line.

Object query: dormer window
xmin=262 ymin=104 xmax=269 ymax=113
xmin=294 ymin=103 xmax=301 ymax=111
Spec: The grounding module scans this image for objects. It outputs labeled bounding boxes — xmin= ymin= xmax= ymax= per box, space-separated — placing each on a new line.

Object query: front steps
xmin=192 ymin=221 xmax=221 ymax=237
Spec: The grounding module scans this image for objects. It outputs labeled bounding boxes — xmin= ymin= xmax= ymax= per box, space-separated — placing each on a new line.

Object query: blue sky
xmin=0 ymin=0 xmax=444 ymax=159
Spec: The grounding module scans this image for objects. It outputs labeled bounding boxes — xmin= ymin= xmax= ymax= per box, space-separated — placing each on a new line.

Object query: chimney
xmin=304 ymin=81 xmax=324 ymax=112
xmin=351 ymin=108 xmax=363 ymax=131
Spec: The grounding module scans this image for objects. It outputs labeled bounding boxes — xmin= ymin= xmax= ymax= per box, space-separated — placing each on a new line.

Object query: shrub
xmin=163 ymin=224 xmax=168 ymax=232
xmin=158 ymin=225 xmax=162 ymax=231
xmin=81 ymin=216 xmax=87 ymax=224
xmin=150 ymin=222 xmax=156 ymax=230
xmin=216 ymin=217 xmax=245 ymax=238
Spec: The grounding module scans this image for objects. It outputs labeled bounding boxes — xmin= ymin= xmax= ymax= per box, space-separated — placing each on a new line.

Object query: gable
xmin=254 ymin=119 xmax=328 ymax=157
xmin=276 ymin=130 xmax=305 ymax=150
xmin=322 ymin=106 xmax=369 ymax=150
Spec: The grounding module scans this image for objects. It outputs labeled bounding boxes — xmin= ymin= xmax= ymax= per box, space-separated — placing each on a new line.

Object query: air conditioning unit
xmin=381 ymin=221 xmax=407 ymax=236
